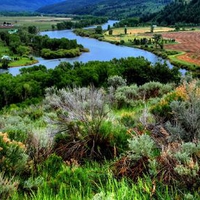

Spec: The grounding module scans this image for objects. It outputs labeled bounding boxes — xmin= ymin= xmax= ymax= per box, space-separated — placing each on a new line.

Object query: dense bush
xmin=41 ymin=48 xmax=81 ymax=59
xmin=151 ymin=79 xmax=200 ymax=124
xmin=44 ymin=86 xmax=122 ymax=161
xmin=114 ymin=82 xmax=174 ymax=108
xmin=165 ymin=80 xmax=200 ymax=142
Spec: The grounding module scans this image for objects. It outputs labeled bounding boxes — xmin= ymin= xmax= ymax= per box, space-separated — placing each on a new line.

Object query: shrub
xmin=138 ymin=81 xmax=173 ymax=100
xmin=113 ymin=132 xmax=159 ymax=181
xmin=114 ymin=82 xmax=173 ymax=108
xmin=44 ymin=86 xmax=119 ymax=162
xmin=26 ymin=128 xmax=53 ymax=171
xmin=0 ymin=132 xmax=28 ymax=176
xmin=150 ymin=82 xmax=189 ymax=122
xmin=114 ymin=84 xmax=139 ymax=108
xmin=128 ymin=134 xmax=157 ymax=161
xmin=107 ymin=75 xmax=127 ymax=89
xmin=165 ymin=80 xmax=200 ymax=142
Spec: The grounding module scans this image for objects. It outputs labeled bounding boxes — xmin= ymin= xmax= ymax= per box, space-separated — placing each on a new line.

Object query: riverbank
xmin=74 ymin=26 xmax=199 ymax=73
xmin=101 ymin=27 xmax=200 ymax=72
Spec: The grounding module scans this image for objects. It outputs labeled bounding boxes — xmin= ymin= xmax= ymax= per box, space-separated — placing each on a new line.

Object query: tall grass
xmin=11 ymin=173 xmax=181 ymax=200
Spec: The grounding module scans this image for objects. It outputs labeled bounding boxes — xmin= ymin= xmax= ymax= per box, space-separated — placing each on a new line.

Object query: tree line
xmin=0 ymin=57 xmax=180 ymax=109
xmin=56 ymin=17 xmax=108 ymax=30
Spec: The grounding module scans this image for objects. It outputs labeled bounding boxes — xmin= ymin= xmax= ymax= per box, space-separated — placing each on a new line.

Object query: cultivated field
xmin=0 ymin=16 xmax=71 ymax=31
xmin=162 ymin=31 xmax=200 ymax=66
xmin=111 ymin=26 xmax=174 ymax=35
xmin=107 ymin=26 xmax=200 ymax=66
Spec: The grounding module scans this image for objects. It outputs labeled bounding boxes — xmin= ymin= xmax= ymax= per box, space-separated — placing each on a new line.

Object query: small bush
xmin=0 ymin=132 xmax=28 ymax=176
xmin=138 ymin=81 xmax=173 ymax=100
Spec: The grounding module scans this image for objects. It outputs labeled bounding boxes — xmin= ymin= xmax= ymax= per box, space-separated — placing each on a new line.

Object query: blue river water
xmin=7 ymin=20 xmax=184 ymax=76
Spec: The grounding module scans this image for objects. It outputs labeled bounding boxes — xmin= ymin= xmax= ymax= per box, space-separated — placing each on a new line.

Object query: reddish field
xmin=161 ymin=31 xmax=200 ymax=65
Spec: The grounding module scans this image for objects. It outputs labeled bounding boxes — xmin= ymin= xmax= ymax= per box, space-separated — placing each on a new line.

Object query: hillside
xmin=142 ymin=0 xmax=200 ymax=25
xmin=37 ymin=0 xmax=172 ymax=18
xmin=0 ymin=0 xmax=64 ymax=12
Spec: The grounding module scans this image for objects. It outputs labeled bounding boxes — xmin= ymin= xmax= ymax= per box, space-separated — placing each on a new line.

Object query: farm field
xmin=0 ymin=16 xmax=71 ymax=31
xmin=111 ymin=26 xmax=174 ymax=35
xmin=105 ymin=26 xmax=200 ymax=67
xmin=162 ymin=31 xmax=200 ymax=66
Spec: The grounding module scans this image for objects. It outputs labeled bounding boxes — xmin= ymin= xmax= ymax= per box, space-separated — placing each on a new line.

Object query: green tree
xmin=1 ymin=57 xmax=11 ymax=69
xmin=124 ymin=27 xmax=127 ymax=34
xmin=153 ymin=34 xmax=163 ymax=49
xmin=109 ymin=29 xmax=113 ymax=35
xmin=150 ymin=24 xmax=154 ymax=33
xmin=16 ymin=45 xmax=30 ymax=56
xmin=28 ymin=26 xmax=37 ymax=34
xmin=95 ymin=26 xmax=103 ymax=34
xmin=52 ymin=25 xmax=55 ymax=31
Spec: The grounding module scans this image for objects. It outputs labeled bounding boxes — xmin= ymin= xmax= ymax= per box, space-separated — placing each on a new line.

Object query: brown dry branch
xmin=113 ymin=156 xmax=149 ymax=181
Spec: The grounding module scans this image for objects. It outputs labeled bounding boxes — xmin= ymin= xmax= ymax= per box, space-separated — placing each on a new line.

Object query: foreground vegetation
xmin=0 ymin=65 xmax=199 ymax=199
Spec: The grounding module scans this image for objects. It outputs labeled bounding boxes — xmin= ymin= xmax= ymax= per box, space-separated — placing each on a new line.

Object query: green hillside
xmin=37 ymin=0 xmax=172 ymax=18
xmin=142 ymin=0 xmax=200 ymax=25
xmin=0 ymin=0 xmax=64 ymax=11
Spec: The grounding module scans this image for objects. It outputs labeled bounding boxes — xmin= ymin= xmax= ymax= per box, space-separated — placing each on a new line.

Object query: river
xmin=8 ymin=20 xmax=181 ymax=76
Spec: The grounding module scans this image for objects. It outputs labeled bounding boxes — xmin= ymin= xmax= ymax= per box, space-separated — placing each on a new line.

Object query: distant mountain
xmin=0 ymin=0 xmax=64 ymax=12
xmin=37 ymin=0 xmax=172 ymax=18
xmin=142 ymin=0 xmax=200 ymax=25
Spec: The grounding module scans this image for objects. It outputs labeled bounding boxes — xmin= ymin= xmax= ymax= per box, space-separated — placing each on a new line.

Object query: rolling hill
xmin=0 ymin=0 xmax=64 ymax=12
xmin=37 ymin=0 xmax=172 ymax=18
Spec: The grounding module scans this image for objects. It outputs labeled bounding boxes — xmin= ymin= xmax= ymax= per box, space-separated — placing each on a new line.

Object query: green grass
xmin=11 ymin=170 xmax=193 ymax=200
xmin=9 ymin=57 xmax=38 ymax=67
xmin=0 ymin=56 xmax=38 ymax=67
xmin=168 ymin=51 xmax=199 ymax=70
xmin=0 ymin=41 xmax=10 ymax=55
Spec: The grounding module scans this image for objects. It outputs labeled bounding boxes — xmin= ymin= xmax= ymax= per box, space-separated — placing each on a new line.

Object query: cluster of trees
xmin=41 ymin=48 xmax=81 ymax=59
xmin=56 ymin=17 xmax=108 ymax=30
xmin=0 ymin=27 xmax=85 ymax=63
xmin=113 ymin=18 xmax=140 ymax=28
xmin=73 ymin=27 xmax=103 ymax=39
xmin=0 ymin=57 xmax=180 ymax=109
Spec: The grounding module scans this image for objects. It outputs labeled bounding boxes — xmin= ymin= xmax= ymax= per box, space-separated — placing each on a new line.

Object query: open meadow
xmin=104 ymin=26 xmax=175 ymax=43
xmin=111 ymin=26 xmax=175 ymax=35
